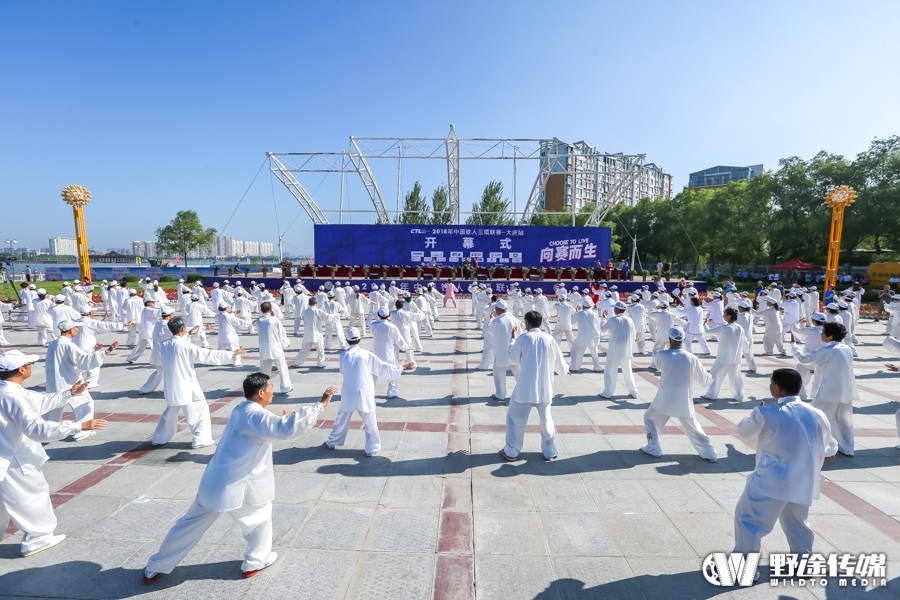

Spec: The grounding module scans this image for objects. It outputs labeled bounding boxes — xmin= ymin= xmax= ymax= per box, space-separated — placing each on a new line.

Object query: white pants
xmin=296 ymin=342 xmax=325 ymax=368
xmin=642 ymin=406 xmax=717 ymax=460
xmin=36 ymin=326 xmax=50 ymax=347
xmin=127 ymin=338 xmax=151 ymax=362
xmin=762 ymin=330 xmax=784 ymax=354
xmin=0 ymin=466 xmax=58 ymax=555
xmin=553 ymin=328 xmax=574 ymax=351
xmin=744 ymin=344 xmax=757 ymax=371
xmin=352 ymin=313 xmax=366 ymax=336
xmin=477 ymin=345 xmax=496 ymax=370
xmin=634 ymin=330 xmax=646 ymax=354
xmin=503 ymin=401 xmax=557 ymax=459
xmin=409 ymin=324 xmax=423 ymax=352
xmin=705 ymin=362 xmax=745 ymax=401
xmin=218 ymin=340 xmax=242 ymax=366
xmin=261 ymin=357 xmax=293 ymax=394
xmin=733 ymin=485 xmax=812 ymax=554
xmin=685 ymin=332 xmax=711 ymax=354
xmin=650 ymin=342 xmax=668 ymax=369
xmin=140 ymin=368 xmax=163 ymax=394
xmin=570 ymin=344 xmax=601 ymax=372
xmin=44 ymin=391 xmax=94 ymax=425
xmin=812 ymin=399 xmax=854 ymax=455
xmin=602 ymin=355 xmax=638 ymax=397
xmin=126 ymin=323 xmax=139 ymax=346
xmin=152 ymin=401 xmax=213 ymax=448
xmin=327 ymin=410 xmax=380 ymax=455
xmin=492 ymin=364 xmax=519 ymax=400
xmin=146 ymin=499 xmax=272 ymax=574
xmin=190 ymin=328 xmax=209 ymax=348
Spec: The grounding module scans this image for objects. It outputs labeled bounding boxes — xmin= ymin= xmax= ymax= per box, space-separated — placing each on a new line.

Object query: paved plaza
xmin=0 ymin=301 xmax=898 ymax=599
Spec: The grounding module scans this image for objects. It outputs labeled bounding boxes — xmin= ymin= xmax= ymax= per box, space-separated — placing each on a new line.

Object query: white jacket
xmin=338 ymin=345 xmax=402 ymax=413
xmin=649 ymin=347 xmax=712 ymax=419
xmin=370 ymin=320 xmax=408 ymax=365
xmin=45 ymin=336 xmax=103 ymax=393
xmin=258 ymin=314 xmax=290 ymax=360
xmin=160 ymin=335 xmax=234 ymax=406
xmin=792 ymin=341 xmax=858 ymax=405
xmin=196 ymin=399 xmax=323 ymax=512
xmin=487 ymin=312 xmax=519 ymax=367
xmin=736 ymin=396 xmax=836 ymax=505
xmin=601 ymin=314 xmax=635 ymax=359
xmin=507 ymin=330 xmax=567 ymax=405
xmin=706 ymin=322 xmax=745 ymax=365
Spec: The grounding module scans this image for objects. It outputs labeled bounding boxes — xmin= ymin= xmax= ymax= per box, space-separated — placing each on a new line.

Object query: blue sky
xmin=2 ymin=1 xmax=898 ymax=257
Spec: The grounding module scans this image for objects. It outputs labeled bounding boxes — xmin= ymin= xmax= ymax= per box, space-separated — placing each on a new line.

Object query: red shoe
xmin=242 ymin=552 xmax=278 ymax=579
xmin=142 ymin=569 xmax=159 ymax=585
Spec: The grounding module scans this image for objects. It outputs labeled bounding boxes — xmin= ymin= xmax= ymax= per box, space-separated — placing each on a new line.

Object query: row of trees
xmin=609 ymin=136 xmax=900 ymax=268
xmin=399 ymin=180 xmax=517 ymax=226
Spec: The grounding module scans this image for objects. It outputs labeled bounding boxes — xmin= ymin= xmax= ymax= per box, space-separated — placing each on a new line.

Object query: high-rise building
xmin=216 ymin=235 xmax=233 ymax=257
xmin=132 ymin=241 xmax=145 ymax=257
xmin=537 ymin=140 xmax=673 ymax=212
xmin=687 ymin=165 xmax=764 ymax=190
xmin=49 ymin=236 xmax=78 ymax=256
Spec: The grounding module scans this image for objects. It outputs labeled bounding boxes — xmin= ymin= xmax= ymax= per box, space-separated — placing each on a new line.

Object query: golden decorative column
xmin=61 ymin=185 xmax=93 ymax=282
xmin=823 ymin=185 xmax=856 ymax=293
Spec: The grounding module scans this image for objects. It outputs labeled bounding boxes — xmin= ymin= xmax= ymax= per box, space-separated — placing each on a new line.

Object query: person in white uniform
xmin=701 ymin=307 xmax=747 ymax=401
xmin=152 ymin=316 xmax=246 ymax=449
xmin=599 ymin=301 xmax=638 ymax=399
xmin=733 ymin=368 xmax=836 ymax=557
xmin=44 ymin=320 xmax=116 ymax=439
xmin=213 ymin=302 xmax=253 ymax=367
xmin=647 ymin=302 xmax=682 ymax=371
xmin=487 ymin=300 xmax=519 ymax=400
xmin=123 ymin=289 xmax=144 ymax=347
xmin=138 ymin=307 xmax=175 ymax=394
xmin=126 ymin=298 xmax=160 ymax=363
xmin=791 ymin=311 xmax=827 ymax=399
xmin=185 ymin=295 xmax=216 ymax=348
xmin=257 ymin=301 xmax=293 ymax=395
xmin=370 ymin=308 xmax=416 ymax=399
xmin=736 ymin=300 xmax=757 ymax=372
xmin=32 ymin=290 xmax=54 ymax=347
xmin=73 ymin=306 xmax=127 ymax=387
xmin=792 ymin=321 xmax=858 ymax=456
xmin=296 ymin=298 xmax=340 ymax=369
xmin=640 ymin=326 xmax=717 ymax=462
xmin=325 ymin=327 xmax=413 ymax=456
xmin=675 ymin=295 xmax=711 ymax=354
xmin=0 ymin=351 xmax=107 ymax=557
xmin=570 ymin=297 xmax=603 ymax=372
xmin=143 ymin=374 xmax=336 ymax=584
xmin=551 ymin=294 xmax=575 ymax=351
xmin=499 ymin=311 xmax=568 ymax=462
xmin=626 ymin=294 xmax=648 ymax=354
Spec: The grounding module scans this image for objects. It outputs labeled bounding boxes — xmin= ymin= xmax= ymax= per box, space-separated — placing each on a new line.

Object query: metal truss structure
xmin=267 ymin=126 xmax=649 ymax=226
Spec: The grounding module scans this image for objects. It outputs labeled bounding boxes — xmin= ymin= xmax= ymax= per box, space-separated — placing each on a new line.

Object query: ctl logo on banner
xmin=702 ymin=553 xmax=760 ymax=587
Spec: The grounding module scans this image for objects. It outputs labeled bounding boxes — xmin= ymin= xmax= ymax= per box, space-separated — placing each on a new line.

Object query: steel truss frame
xmin=268 ymin=126 xmax=647 ymax=226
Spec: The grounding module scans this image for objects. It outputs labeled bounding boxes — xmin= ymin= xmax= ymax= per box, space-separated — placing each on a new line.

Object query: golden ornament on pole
xmin=823 ymin=185 xmax=856 ymax=293
xmin=61 ymin=184 xmax=93 ymax=283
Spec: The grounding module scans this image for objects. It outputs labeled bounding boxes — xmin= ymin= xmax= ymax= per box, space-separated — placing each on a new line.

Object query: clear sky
xmin=2 ymin=0 xmax=898 ymax=257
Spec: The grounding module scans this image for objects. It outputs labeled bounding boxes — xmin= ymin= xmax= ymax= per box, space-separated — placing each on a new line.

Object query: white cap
xmin=294 ymin=285 xmax=303 ymax=292
xmin=327 ymin=291 xmax=335 ymax=298
xmin=810 ymin=311 xmax=826 ymax=322
xmin=128 ymin=289 xmax=137 ymax=296
xmin=58 ymin=319 xmax=76 ymax=332
xmin=492 ymin=299 xmax=508 ymax=311
xmin=213 ymin=282 xmax=220 ymax=287
xmin=79 ymin=306 xmax=93 ymax=315
xmin=614 ymin=301 xmax=627 ymax=310
xmin=610 ymin=285 xmax=618 ymax=290
xmin=54 ymin=294 xmax=66 ymax=303
xmin=764 ymin=296 xmax=778 ymax=304
xmin=37 ymin=288 xmax=46 ymax=295
xmin=318 ymin=285 xmax=325 ymax=291
xmin=668 ymin=326 xmax=685 ymax=341
xmin=738 ymin=300 xmax=753 ymax=309
xmin=217 ymin=302 xmax=230 ymax=310
xmin=346 ymin=326 xmax=361 ymax=341
xmin=0 ymin=350 xmax=40 ymax=371
xmin=572 ymin=286 xmax=579 ymax=291
xmin=391 ymin=281 xmax=396 ymax=285
xmin=178 ymin=278 xmax=185 ymax=283
xmin=28 ymin=284 xmax=36 ymax=290
xmin=191 ymin=294 xmax=199 ymax=301
xmin=837 ymin=301 xmax=849 ymax=309
xmin=377 ymin=307 xmax=389 ymax=318
xmin=352 ymin=285 xmax=360 ymax=291
xmin=159 ymin=306 xmax=173 ymax=316
xmin=581 ymin=297 xmax=594 ymax=308
xmin=535 ymin=288 xmax=543 ymax=294
xmin=826 ymin=302 xmax=839 ymax=310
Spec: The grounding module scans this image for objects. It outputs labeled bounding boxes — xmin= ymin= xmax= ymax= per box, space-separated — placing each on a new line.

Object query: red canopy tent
xmin=768 ymin=258 xmax=822 ymax=271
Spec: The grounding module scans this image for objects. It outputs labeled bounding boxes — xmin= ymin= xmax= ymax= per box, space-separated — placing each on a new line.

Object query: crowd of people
xmin=0 ymin=272 xmax=897 ymax=584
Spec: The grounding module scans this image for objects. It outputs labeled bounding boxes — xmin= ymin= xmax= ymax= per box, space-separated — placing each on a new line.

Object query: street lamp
xmin=4 ymin=239 xmax=17 ymax=279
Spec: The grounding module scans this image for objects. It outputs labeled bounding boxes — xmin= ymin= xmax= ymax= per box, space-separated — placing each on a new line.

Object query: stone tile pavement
xmin=0 ymin=301 xmax=898 ymax=599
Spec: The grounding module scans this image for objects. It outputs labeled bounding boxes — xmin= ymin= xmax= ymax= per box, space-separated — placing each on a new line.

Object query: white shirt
xmin=338 ymin=345 xmax=402 ymax=413
xmin=258 ymin=314 xmax=290 ymax=360
xmin=301 ymin=306 xmax=336 ymax=345
xmin=572 ymin=309 xmax=601 ymax=346
xmin=0 ymin=381 xmax=81 ymax=480
xmin=792 ymin=341 xmax=858 ymax=405
xmin=139 ymin=307 xmax=161 ymax=340
xmin=73 ymin=316 xmax=124 ymax=351
xmin=600 ymin=313 xmax=635 ymax=359
xmin=185 ymin=300 xmax=215 ymax=328
xmin=196 ymin=399 xmax=323 ymax=512
xmin=649 ymin=347 xmax=712 ymax=419
xmin=507 ymin=330 xmax=567 ymax=405
xmin=215 ymin=312 xmax=250 ymax=348
xmin=370 ymin=320 xmax=408 ymax=365
xmin=149 ymin=319 xmax=175 ymax=366
xmin=706 ymin=322 xmax=745 ymax=365
xmin=675 ymin=305 xmax=705 ymax=335
xmin=160 ymin=335 xmax=235 ymax=406
xmin=736 ymin=396 xmax=836 ymax=505
xmin=45 ymin=336 xmax=103 ymax=392
xmin=487 ymin=312 xmax=519 ymax=367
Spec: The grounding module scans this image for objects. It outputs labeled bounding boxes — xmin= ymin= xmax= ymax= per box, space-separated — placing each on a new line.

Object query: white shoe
xmin=22 ymin=534 xmax=66 ymax=557
xmin=242 ymin=552 xmax=278 ymax=579
xmin=639 ymin=445 xmax=662 ymax=458
xmin=702 ymin=456 xmax=718 ymax=463
xmin=192 ymin=440 xmax=217 ymax=449
xmin=72 ymin=430 xmax=97 ymax=441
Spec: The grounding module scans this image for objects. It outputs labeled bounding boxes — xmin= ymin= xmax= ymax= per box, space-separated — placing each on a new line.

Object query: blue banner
xmin=314 ymin=224 xmax=611 ymax=267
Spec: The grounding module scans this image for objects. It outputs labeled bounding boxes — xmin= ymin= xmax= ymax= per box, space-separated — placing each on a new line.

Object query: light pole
xmin=4 ymin=239 xmax=17 ymax=279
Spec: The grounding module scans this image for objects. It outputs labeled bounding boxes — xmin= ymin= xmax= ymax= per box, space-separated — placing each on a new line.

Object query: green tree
xmin=530 ymin=202 xmax=598 ymax=227
xmin=399 ymin=181 xmax=430 ymax=224
xmin=466 ymin=180 xmax=514 ymax=226
xmin=847 ymin=136 xmax=900 ymax=257
xmin=155 ymin=210 xmax=217 ymax=267
xmin=430 ymin=185 xmax=452 ymax=224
